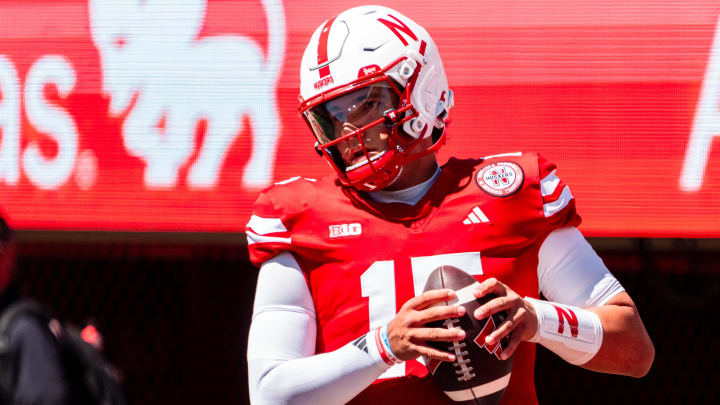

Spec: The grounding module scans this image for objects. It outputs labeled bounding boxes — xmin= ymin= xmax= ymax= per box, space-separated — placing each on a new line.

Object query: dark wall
xmin=15 ymin=239 xmax=255 ymax=405
xmin=13 ymin=236 xmax=720 ymax=405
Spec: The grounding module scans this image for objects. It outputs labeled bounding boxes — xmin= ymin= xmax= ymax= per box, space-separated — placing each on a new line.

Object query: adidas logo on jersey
xmin=463 ymin=207 xmax=489 ymax=225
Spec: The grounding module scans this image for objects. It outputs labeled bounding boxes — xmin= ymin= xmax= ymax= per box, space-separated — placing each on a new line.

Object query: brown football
xmin=422 ymin=265 xmax=514 ymax=405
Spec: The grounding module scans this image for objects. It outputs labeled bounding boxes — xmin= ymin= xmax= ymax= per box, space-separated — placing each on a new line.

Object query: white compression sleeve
xmin=537 ymin=227 xmax=625 ymax=307
xmin=247 ymin=252 xmax=391 ymax=405
xmin=532 ymin=227 xmax=625 ymax=365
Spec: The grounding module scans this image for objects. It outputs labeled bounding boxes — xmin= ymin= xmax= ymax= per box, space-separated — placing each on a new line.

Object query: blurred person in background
xmin=0 ymin=214 xmax=74 ymax=405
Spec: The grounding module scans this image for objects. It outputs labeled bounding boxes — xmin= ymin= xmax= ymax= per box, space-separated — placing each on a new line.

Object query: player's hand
xmin=387 ymin=289 xmax=466 ymax=362
xmin=472 ymin=278 xmax=538 ymax=360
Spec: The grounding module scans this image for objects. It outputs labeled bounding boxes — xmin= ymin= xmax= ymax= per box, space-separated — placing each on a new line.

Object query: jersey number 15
xmin=360 ymin=251 xmax=483 ymax=379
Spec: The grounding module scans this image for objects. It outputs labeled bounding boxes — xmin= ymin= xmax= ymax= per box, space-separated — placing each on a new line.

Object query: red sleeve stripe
xmin=540 ymin=169 xmax=561 ymax=196
xmin=246 ymin=215 xmax=291 ymax=246
xmin=246 ymin=231 xmax=291 ymax=246
xmin=543 ymin=186 xmax=574 ymax=218
xmin=247 ymin=215 xmax=287 ymax=234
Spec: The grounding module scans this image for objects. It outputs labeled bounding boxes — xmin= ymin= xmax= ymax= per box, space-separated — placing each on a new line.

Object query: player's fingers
xmin=408 ymin=327 xmax=465 ymax=342
xmin=403 ymin=289 xmax=455 ymax=311
xmin=484 ymin=309 xmax=521 ymax=347
xmin=473 ymin=277 xmax=506 ymax=299
xmin=474 ymin=294 xmax=519 ymax=320
xmin=410 ymin=343 xmax=456 ymax=362
xmin=498 ymin=330 xmax=523 ymax=360
xmin=493 ymin=310 xmax=529 ymax=360
xmin=413 ymin=304 xmax=465 ymax=324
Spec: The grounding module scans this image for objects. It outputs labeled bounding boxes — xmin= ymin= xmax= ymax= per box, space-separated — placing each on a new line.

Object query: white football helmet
xmin=299 ymin=5 xmax=453 ymax=191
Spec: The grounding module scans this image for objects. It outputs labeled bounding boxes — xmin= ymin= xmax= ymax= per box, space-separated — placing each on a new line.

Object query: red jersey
xmin=247 ymin=152 xmax=581 ymax=405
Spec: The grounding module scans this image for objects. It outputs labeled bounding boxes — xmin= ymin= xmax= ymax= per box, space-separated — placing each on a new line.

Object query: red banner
xmin=1 ymin=0 xmax=719 ymax=236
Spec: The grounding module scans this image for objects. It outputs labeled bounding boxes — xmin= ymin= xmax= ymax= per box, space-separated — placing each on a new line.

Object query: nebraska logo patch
xmin=476 ymin=161 xmax=524 ymax=197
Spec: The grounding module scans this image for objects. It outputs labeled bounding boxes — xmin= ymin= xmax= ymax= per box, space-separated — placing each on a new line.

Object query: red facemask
xmin=300 ymin=57 xmax=445 ymax=191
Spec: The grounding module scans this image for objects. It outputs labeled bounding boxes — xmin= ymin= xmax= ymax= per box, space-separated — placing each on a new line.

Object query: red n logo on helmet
xmin=377 ymin=15 xmax=418 ymax=46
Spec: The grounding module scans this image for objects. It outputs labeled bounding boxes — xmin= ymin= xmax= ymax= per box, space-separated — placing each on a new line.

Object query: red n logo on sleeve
xmin=553 ymin=305 xmax=579 ymax=338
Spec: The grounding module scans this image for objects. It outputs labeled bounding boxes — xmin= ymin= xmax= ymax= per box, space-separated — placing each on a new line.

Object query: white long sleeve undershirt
xmin=247 ymin=252 xmax=391 ymax=405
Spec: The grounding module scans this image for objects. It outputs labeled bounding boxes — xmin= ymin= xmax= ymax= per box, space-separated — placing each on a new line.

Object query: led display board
xmin=1 ymin=0 xmax=719 ymax=236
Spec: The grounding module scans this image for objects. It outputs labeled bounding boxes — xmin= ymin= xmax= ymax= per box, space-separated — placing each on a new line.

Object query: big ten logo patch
xmin=329 ymin=223 xmax=362 ymax=238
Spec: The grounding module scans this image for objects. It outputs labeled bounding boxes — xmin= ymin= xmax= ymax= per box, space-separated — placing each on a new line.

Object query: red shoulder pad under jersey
xmin=245 ymin=177 xmax=320 ymax=266
xmin=532 ymin=152 xmax=581 ymax=230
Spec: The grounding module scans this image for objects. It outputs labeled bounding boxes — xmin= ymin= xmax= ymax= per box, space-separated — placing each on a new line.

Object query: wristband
xmin=374 ymin=326 xmax=402 ymax=365
xmin=380 ymin=325 xmax=399 ymax=360
xmin=525 ymin=297 xmax=603 ymax=365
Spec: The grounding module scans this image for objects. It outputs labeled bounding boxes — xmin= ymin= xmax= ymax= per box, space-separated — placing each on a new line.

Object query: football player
xmin=246 ymin=5 xmax=654 ymax=405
